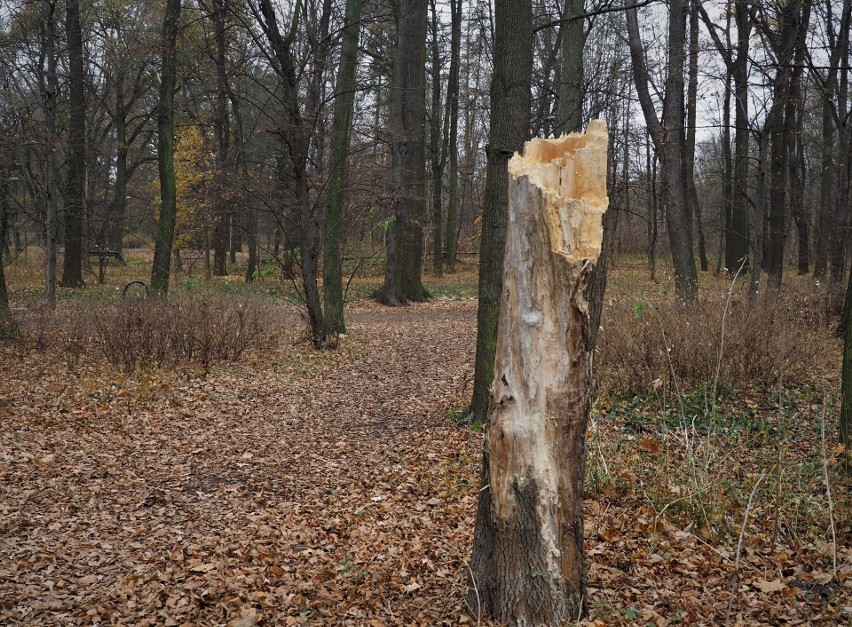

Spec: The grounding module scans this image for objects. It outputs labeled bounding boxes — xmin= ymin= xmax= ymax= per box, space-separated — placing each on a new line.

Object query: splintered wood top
xmin=508 ymin=119 xmax=609 ymax=262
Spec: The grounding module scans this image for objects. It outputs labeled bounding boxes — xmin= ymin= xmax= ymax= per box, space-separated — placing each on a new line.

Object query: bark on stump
xmin=469 ymin=121 xmax=608 ymax=626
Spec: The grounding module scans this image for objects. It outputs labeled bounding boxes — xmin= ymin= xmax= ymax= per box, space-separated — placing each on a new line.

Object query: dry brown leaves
xmin=1 ymin=296 xmax=850 ymax=625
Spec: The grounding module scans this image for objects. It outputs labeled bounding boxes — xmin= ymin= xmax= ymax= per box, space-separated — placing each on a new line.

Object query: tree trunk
xmin=764 ymin=0 xmax=807 ymax=289
xmin=730 ymin=0 xmax=751 ymax=275
xmin=0 ymin=171 xmax=10 ymax=321
xmin=841 ymin=257 xmax=852 ymax=450
xmin=246 ymin=206 xmax=258 ymax=281
xmin=750 ymin=130 xmax=769 ymax=298
xmin=108 ymin=74 xmax=129 ymax=253
xmin=255 ymin=0 xmax=326 ymax=344
xmin=686 ymin=0 xmax=707 ymax=273
xmin=469 ymin=123 xmax=608 ymax=625
xmin=791 ymin=120 xmax=809 ymax=275
xmin=556 ymin=0 xmax=584 ymax=136
xmin=626 ymin=2 xmax=697 ymax=302
xmin=720 ymin=65 xmax=732 ymax=275
xmin=430 ymin=0 xmax=444 ymax=278
xmin=815 ymin=96 xmax=834 ymax=279
xmin=831 ymin=72 xmax=851 ymax=284
xmin=323 ymin=0 xmax=361 ymax=336
xmin=699 ymin=0 xmax=750 ymax=275
xmin=43 ymin=1 xmax=60 ymax=309
xmin=211 ymin=0 xmax=230 ymax=277
xmin=469 ymin=0 xmax=533 ymax=425
xmin=380 ymin=0 xmax=430 ymax=305
xmin=444 ymin=0 xmax=462 ymax=273
xmin=150 ymin=0 xmax=181 ymax=295
xmin=61 ymin=0 xmax=86 ymax=288
xmin=647 ymin=137 xmax=657 ymax=281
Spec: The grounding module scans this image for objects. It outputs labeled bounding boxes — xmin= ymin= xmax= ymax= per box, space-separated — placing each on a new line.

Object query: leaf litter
xmin=0 ymin=297 xmax=849 ymax=625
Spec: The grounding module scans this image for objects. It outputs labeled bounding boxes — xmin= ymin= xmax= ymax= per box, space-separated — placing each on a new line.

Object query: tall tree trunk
xmin=42 ymin=0 xmax=60 ymax=309
xmin=444 ymin=0 xmax=462 ymax=273
xmin=792 ymin=134 xmax=809 ymax=275
xmin=150 ymin=0 xmax=181 ymax=295
xmin=815 ymin=96 xmax=834 ymax=279
xmin=731 ymin=0 xmax=751 ymax=275
xmin=832 ymin=53 xmax=851 ymax=284
xmin=556 ymin=0 xmax=584 ymax=135
xmin=627 ymin=1 xmax=697 ymax=302
xmin=323 ymin=0 xmax=361 ymax=336
xmin=700 ymin=0 xmax=750 ymax=274
xmin=840 ymin=257 xmax=852 ymax=450
xmin=430 ymin=0 xmax=444 ymax=277
xmin=61 ymin=0 xmax=86 ymax=288
xmin=469 ymin=125 xmax=607 ymax=624
xmin=468 ymin=0 xmax=533 ymax=424
xmin=211 ymin=0 xmax=230 ymax=277
xmin=814 ymin=0 xmax=851 ymax=280
xmin=380 ymin=0 xmax=430 ymax=305
xmin=255 ymin=0 xmax=326 ymax=344
xmin=764 ymin=0 xmax=807 ymax=289
xmin=686 ymin=0 xmax=707 ymax=272
xmin=750 ymin=129 xmax=769 ymax=298
xmin=0 ymin=171 xmax=10 ymax=321
xmin=108 ymin=74 xmax=129 ymax=253
xmin=720 ymin=65 xmax=732 ymax=275
xmin=647 ymin=136 xmax=657 ymax=281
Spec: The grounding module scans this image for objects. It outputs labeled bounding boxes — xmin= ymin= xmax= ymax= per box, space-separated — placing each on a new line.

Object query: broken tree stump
xmin=468 ymin=120 xmax=609 ymax=626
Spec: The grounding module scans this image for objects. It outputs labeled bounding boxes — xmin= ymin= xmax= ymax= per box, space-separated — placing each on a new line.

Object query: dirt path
xmin=3 ymin=298 xmax=848 ymax=626
xmin=1 ymin=300 xmax=486 ymax=626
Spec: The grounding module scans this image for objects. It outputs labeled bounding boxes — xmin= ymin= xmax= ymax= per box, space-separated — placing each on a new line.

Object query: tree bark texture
xmin=556 ymin=0 xmax=584 ymax=135
xmin=444 ymin=0 xmax=462 ymax=273
xmin=763 ymin=0 xmax=808 ymax=289
xmin=323 ymin=0 xmax=361 ymax=336
xmin=42 ymin=1 xmax=60 ymax=308
xmin=686 ymin=0 xmax=707 ymax=273
xmin=626 ymin=1 xmax=697 ymax=303
xmin=381 ymin=0 xmax=430 ymax=305
xmin=430 ymin=0 xmax=444 ymax=278
xmin=469 ymin=122 xmax=608 ymax=626
xmin=0 ymin=171 xmax=9 ymax=320
xmin=841 ymin=256 xmax=852 ymax=450
xmin=61 ymin=0 xmax=86 ymax=288
xmin=211 ymin=0 xmax=231 ymax=277
xmin=469 ymin=0 xmax=533 ymax=425
xmin=255 ymin=0 xmax=326 ymax=344
xmin=151 ymin=0 xmax=181 ymax=296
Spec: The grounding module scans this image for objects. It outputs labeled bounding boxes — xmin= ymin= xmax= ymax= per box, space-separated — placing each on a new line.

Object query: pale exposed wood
xmin=469 ymin=120 xmax=607 ymax=625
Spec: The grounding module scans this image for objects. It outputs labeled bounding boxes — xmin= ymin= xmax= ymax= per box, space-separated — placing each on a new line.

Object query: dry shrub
xmin=23 ymin=294 xmax=280 ymax=371
xmin=595 ymin=288 xmax=837 ymax=393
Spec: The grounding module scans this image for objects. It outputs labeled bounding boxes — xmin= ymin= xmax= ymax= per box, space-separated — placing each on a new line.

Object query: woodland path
xmin=0 ymin=300 xmax=485 ymax=626
xmin=3 ymin=298 xmax=848 ymax=626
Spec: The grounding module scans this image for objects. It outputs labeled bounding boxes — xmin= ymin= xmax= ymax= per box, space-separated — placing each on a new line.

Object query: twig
xmin=725 ymin=470 xmax=768 ymax=626
xmin=465 ymin=561 xmax=481 ymax=626
xmin=712 ymin=259 xmax=747 ymax=405
xmin=820 ymin=401 xmax=838 ymax=578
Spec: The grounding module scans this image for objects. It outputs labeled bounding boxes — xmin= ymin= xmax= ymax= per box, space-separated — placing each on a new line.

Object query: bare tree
xmin=379 ymin=0 xmax=430 ymax=305
xmin=323 ymin=0 xmax=363 ymax=336
xmin=469 ymin=0 xmax=534 ymax=424
xmin=151 ymin=0 xmax=182 ymax=295
xmin=61 ymin=0 xmax=86 ymax=288
xmin=627 ymin=0 xmax=697 ymax=302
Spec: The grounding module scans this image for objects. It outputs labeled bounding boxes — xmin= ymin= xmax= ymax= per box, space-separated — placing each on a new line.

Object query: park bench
xmin=88 ymin=249 xmax=125 ymax=283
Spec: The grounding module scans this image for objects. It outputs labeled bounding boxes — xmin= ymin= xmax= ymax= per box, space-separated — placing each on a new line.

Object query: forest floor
xmin=1 ymin=252 xmax=851 ymax=625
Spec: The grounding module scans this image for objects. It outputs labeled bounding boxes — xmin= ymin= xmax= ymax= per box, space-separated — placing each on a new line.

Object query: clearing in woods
xmin=0 ymin=259 xmax=850 ymax=625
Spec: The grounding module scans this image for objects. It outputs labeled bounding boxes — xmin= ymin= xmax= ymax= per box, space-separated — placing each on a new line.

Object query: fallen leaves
xmin=0 ymin=296 xmax=849 ymax=625
xmin=753 ymin=579 xmax=786 ymax=594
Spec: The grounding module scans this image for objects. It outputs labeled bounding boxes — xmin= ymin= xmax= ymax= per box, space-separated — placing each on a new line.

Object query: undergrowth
xmin=16 ymin=293 xmax=282 ymax=372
